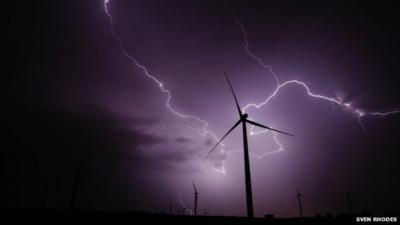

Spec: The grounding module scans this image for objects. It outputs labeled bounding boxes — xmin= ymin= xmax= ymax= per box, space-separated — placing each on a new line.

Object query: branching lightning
xmin=102 ymin=0 xmax=399 ymax=216
xmin=104 ymin=0 xmax=399 ymax=167
xmin=103 ymin=0 xmax=227 ymax=173
xmin=178 ymin=193 xmax=193 ymax=215
xmin=229 ymin=130 xmax=283 ymax=158
xmin=228 ymin=11 xmax=280 ymax=86
xmin=226 ymin=2 xmax=400 ymax=157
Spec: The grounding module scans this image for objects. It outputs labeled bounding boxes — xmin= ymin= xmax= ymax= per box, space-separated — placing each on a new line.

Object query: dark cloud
xmin=159 ymin=148 xmax=201 ymax=163
xmin=174 ymin=136 xmax=194 ymax=144
xmin=1 ymin=102 xmax=172 ymax=208
xmin=209 ymin=151 xmax=228 ymax=169
xmin=74 ymin=103 xmax=161 ymax=128
xmin=204 ymin=138 xmax=213 ymax=147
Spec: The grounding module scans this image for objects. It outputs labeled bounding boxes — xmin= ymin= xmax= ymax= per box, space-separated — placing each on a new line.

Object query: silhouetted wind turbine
xmin=70 ymin=152 xmax=88 ymax=209
xmin=346 ymin=193 xmax=354 ymax=215
xmin=192 ymin=182 xmax=199 ymax=216
xmin=205 ymin=73 xmax=294 ymax=218
xmin=295 ymin=186 xmax=310 ymax=218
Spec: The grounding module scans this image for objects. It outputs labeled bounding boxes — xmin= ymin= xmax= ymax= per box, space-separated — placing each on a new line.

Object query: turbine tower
xmin=205 ymin=73 xmax=294 ymax=218
xmin=346 ymin=193 xmax=353 ymax=215
xmin=70 ymin=152 xmax=88 ymax=209
xmin=295 ymin=186 xmax=309 ymax=218
xmin=192 ymin=182 xmax=199 ymax=216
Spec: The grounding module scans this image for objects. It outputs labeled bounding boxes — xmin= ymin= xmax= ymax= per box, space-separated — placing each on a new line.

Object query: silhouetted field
xmin=2 ymin=209 xmax=366 ymax=224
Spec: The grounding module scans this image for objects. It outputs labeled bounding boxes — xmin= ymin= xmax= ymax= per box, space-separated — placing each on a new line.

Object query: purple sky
xmin=9 ymin=0 xmax=400 ymax=217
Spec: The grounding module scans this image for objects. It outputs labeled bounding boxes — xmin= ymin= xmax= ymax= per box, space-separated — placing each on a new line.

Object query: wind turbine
xmin=192 ymin=182 xmax=199 ymax=216
xmin=205 ymin=73 xmax=294 ymax=218
xmin=295 ymin=186 xmax=310 ymax=218
xmin=346 ymin=193 xmax=353 ymax=215
xmin=70 ymin=152 xmax=88 ymax=209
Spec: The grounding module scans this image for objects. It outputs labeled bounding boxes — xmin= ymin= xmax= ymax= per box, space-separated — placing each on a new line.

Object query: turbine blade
xmin=224 ymin=72 xmax=242 ymax=117
xmin=204 ymin=119 xmax=241 ymax=160
xmin=192 ymin=182 xmax=198 ymax=193
xmin=246 ymin=119 xmax=295 ymax=137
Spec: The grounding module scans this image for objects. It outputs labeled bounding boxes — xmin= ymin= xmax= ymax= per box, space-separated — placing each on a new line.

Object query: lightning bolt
xmin=226 ymin=4 xmax=280 ymax=87
xmin=178 ymin=193 xmax=193 ymax=215
xmin=103 ymin=0 xmax=227 ymax=173
xmin=226 ymin=2 xmax=400 ymax=157
xmin=228 ymin=129 xmax=283 ymax=158
xmin=104 ymin=0 xmax=399 ymax=167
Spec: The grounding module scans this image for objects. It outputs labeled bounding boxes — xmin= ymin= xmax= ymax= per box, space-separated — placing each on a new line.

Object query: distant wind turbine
xmin=205 ymin=73 xmax=294 ymax=218
xmin=70 ymin=152 xmax=88 ymax=209
xmin=192 ymin=182 xmax=199 ymax=216
xmin=295 ymin=186 xmax=310 ymax=218
xmin=346 ymin=193 xmax=354 ymax=215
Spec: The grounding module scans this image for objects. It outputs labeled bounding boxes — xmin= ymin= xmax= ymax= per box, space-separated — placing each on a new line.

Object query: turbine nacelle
xmin=204 ymin=73 xmax=294 ymax=161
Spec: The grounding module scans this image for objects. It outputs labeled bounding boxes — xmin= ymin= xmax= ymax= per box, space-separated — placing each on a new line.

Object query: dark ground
xmin=2 ymin=208 xmax=387 ymax=225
